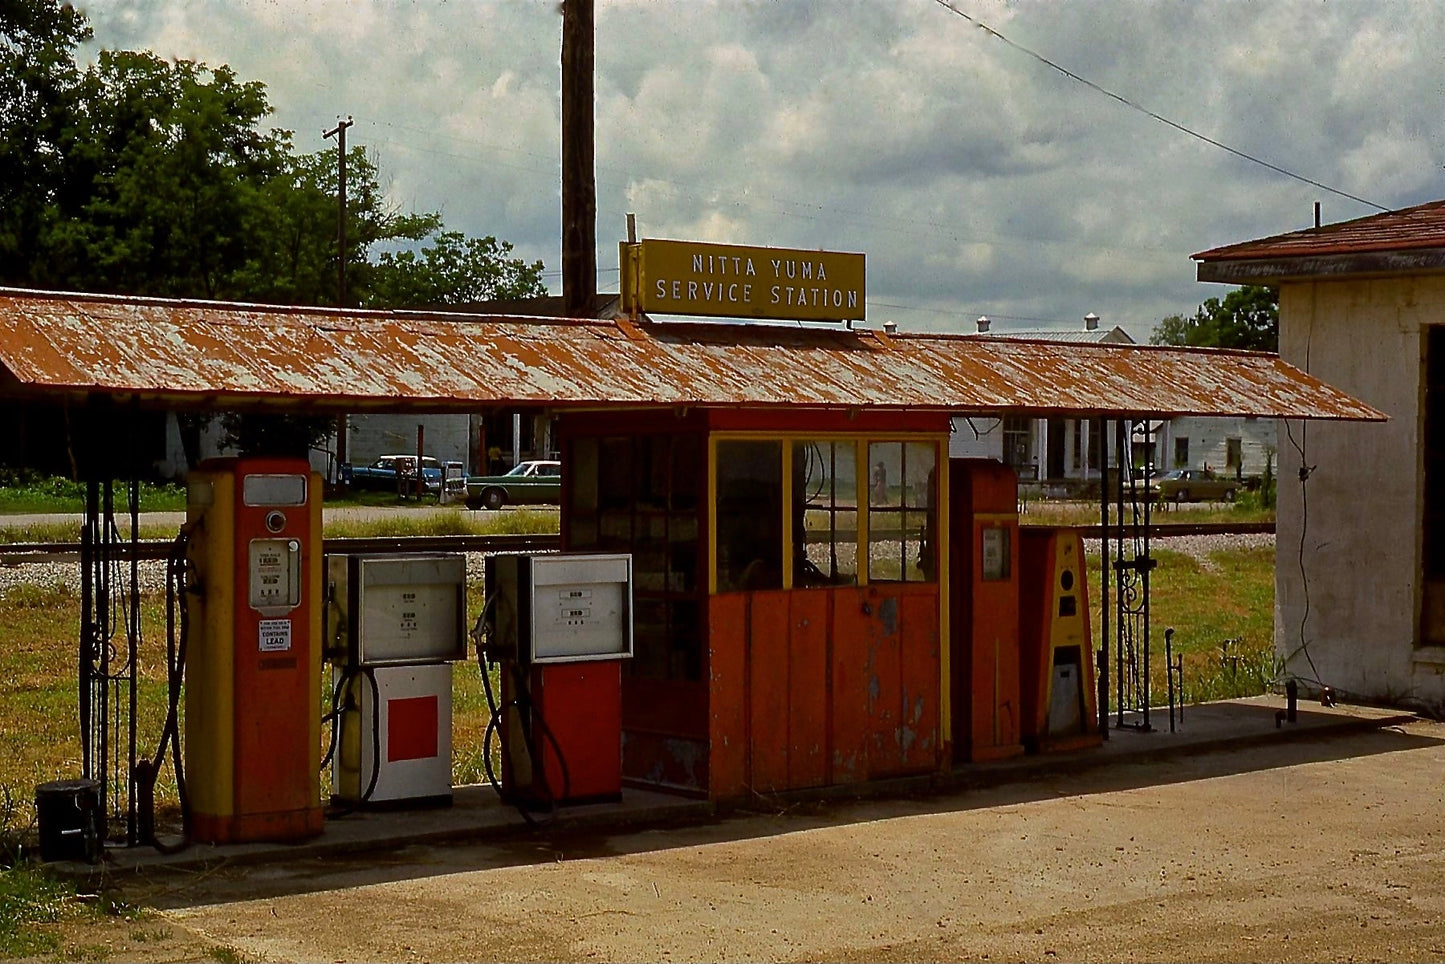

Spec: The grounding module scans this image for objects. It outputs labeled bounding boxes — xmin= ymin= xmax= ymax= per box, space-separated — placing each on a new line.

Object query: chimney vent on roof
xmin=976 ymin=315 xmax=991 ymax=333
xmin=883 ymin=319 xmax=898 ymax=334
xmin=1084 ymin=312 xmax=1100 ymax=331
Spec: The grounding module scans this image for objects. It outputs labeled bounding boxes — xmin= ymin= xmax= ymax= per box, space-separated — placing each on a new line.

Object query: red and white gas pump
xmin=184 ymin=457 xmax=324 ymax=844
xmin=480 ymin=553 xmax=633 ymax=810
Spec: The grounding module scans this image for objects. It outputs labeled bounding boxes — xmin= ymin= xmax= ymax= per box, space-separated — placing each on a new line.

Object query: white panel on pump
xmin=486 ymin=552 xmax=633 ymax=664
xmin=328 ymin=553 xmax=467 ymax=665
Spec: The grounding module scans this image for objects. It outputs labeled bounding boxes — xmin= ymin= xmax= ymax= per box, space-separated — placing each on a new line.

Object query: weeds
xmin=0 ymin=471 xmax=188 ymax=515
xmin=323 ymin=506 xmax=559 ymax=539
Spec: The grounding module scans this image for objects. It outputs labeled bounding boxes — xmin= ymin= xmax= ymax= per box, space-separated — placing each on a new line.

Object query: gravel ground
xmin=0 ymin=536 xmax=1273 ymax=599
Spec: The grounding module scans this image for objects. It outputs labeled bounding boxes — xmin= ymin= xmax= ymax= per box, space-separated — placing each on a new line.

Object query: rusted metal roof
xmin=1194 ymin=198 xmax=1445 ymax=284
xmin=0 ymin=287 xmax=1383 ymax=421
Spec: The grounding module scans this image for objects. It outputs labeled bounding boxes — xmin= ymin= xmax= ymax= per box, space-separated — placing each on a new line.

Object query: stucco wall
xmin=1276 ymin=277 xmax=1443 ymax=709
xmin=347 ymin=414 xmax=471 ymax=467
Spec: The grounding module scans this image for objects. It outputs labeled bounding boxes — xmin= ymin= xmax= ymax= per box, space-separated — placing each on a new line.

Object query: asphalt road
xmin=103 ymin=720 xmax=1445 ymax=963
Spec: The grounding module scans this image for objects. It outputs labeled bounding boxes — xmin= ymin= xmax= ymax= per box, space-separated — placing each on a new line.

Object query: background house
xmin=948 ymin=313 xmax=1277 ymax=495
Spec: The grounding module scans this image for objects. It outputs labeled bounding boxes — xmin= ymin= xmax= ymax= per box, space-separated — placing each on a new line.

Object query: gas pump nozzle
xmin=470 ymin=595 xmax=514 ymax=663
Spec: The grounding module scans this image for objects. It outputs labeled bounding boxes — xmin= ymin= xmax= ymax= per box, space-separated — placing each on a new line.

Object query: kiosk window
xmin=564 ymin=431 xmax=705 ymax=681
xmin=793 ymin=440 xmax=858 ymax=586
xmin=716 ymin=440 xmax=783 ymax=592
xmin=867 ymin=441 xmax=937 ymax=583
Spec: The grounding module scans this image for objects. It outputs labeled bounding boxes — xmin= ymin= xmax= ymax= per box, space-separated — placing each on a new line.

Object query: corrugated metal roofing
xmin=972 ymin=326 xmax=1134 ymax=345
xmin=1194 ymin=198 xmax=1445 ymax=262
xmin=0 ymin=287 xmax=1384 ymax=421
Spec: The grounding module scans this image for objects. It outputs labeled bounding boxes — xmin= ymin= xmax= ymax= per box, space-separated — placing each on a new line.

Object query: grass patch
xmin=0 ymin=864 xmax=74 ymax=958
xmin=1089 ymin=545 xmax=1277 ymax=705
xmin=322 ymin=506 xmax=559 ymax=539
xmin=1024 ymin=499 xmax=1274 ymax=527
xmin=0 ymin=472 xmax=188 ymax=516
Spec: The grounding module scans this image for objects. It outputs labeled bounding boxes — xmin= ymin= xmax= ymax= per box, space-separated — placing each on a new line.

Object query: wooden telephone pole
xmin=324 ymin=115 xmax=355 ymax=479
xmin=561 ymin=0 xmax=596 ymax=319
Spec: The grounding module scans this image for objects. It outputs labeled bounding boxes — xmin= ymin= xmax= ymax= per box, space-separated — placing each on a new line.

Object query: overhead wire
xmin=930 ymin=0 xmax=1390 ymax=213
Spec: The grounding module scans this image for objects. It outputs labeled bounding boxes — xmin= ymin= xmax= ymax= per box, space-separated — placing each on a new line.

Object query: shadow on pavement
xmin=116 ymin=712 xmax=1440 ymax=911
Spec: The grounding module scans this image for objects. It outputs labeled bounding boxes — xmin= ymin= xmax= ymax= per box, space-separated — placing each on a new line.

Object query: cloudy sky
xmin=78 ymin=0 xmax=1445 ymax=342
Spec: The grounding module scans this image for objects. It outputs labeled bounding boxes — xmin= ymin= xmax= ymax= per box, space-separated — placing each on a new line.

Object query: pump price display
xmin=258 ymin=618 xmax=293 ymax=652
xmin=557 ymin=588 xmax=592 ymax=626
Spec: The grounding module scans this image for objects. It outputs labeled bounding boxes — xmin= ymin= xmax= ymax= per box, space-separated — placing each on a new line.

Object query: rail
xmin=0 ymin=532 xmax=564 ymax=564
xmin=0 ymin=522 xmax=1274 ymax=564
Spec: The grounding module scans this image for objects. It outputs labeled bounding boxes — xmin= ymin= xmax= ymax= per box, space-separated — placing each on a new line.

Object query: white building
xmin=948 ymin=314 xmax=1277 ymax=494
xmin=1196 ymin=198 xmax=1445 ymax=711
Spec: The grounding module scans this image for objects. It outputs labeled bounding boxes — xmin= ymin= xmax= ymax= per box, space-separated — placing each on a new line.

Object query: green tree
xmin=234 ymin=146 xmax=441 ymax=307
xmin=38 ymin=50 xmax=291 ymax=299
xmin=1151 ymin=285 xmax=1279 ymax=351
xmin=3 ymin=5 xmax=543 ymax=309
xmin=368 ymin=230 xmax=546 ymax=308
xmin=0 ymin=0 xmax=91 ymax=282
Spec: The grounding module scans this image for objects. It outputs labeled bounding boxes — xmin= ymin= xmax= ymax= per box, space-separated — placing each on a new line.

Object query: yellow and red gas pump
xmin=1019 ymin=527 xmax=1102 ymax=753
xmin=184 ymin=457 xmax=324 ymax=844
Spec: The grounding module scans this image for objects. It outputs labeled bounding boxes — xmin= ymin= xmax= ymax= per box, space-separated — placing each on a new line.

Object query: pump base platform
xmin=329 ymin=793 xmax=454 ymax=812
xmin=190 ymin=806 xmax=324 ymax=846
xmin=64 ymin=697 xmax=1415 ymax=878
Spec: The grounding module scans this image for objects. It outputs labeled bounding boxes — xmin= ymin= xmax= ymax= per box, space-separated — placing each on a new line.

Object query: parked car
xmin=1151 ymin=468 xmax=1240 ymax=503
xmin=343 ymin=455 xmax=443 ymax=493
xmin=465 ymin=460 xmax=561 ymax=509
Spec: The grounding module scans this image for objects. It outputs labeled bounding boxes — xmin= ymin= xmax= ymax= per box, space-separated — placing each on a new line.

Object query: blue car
xmin=342 ymin=455 xmax=443 ymax=493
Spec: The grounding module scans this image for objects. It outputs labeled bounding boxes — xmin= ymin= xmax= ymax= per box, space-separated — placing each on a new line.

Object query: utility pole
xmin=324 ymin=115 xmax=355 ymax=483
xmin=323 ymin=115 xmax=355 ymax=308
xmin=561 ymin=0 xmax=596 ymax=318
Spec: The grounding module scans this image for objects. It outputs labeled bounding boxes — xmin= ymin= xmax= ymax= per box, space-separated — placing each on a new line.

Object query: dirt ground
xmin=38 ymin=720 xmax=1445 ymax=963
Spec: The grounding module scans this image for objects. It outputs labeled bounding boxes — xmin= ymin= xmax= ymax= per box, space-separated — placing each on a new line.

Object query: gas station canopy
xmin=0 ymin=287 xmax=1384 ymax=421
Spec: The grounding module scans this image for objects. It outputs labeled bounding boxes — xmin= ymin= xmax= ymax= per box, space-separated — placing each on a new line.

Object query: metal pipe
xmin=1098 ymin=416 xmax=1110 ymax=739
xmin=1141 ymin=420 xmax=1152 ymax=733
xmin=1165 ymin=627 xmax=1175 ymax=733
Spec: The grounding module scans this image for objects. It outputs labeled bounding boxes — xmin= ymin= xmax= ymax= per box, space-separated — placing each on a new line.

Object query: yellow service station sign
xmin=621 ymin=239 xmax=866 ymax=322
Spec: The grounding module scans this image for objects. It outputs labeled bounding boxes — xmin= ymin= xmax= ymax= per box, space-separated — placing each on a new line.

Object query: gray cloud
xmin=75 ymin=0 xmax=1445 ymax=340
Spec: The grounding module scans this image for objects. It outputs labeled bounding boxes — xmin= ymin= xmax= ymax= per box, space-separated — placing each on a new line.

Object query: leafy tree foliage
xmin=369 ymin=231 xmax=546 ymax=308
xmin=1151 ymin=285 xmax=1279 ymax=352
xmin=0 ymin=0 xmax=91 ymax=282
xmin=1 ymin=3 xmax=544 ymax=308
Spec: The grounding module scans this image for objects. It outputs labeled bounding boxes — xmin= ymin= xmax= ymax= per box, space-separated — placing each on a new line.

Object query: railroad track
xmin=0 ymin=522 xmax=1273 ymax=564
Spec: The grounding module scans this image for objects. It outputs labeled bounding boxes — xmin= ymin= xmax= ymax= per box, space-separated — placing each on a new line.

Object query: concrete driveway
xmin=110 ymin=719 xmax=1445 ymax=963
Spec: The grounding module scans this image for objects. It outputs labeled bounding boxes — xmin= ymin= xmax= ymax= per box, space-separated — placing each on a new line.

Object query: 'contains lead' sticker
xmin=258 ymin=618 xmax=292 ymax=652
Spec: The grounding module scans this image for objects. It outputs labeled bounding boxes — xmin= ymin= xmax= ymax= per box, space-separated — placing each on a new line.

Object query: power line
xmin=931 ymin=0 xmax=1390 ymax=213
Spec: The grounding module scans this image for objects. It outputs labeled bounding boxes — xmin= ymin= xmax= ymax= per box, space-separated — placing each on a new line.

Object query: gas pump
xmin=1019 ymin=527 xmax=1102 ymax=753
xmin=479 ymin=553 xmax=632 ymax=810
xmin=183 ymin=457 xmax=324 ymax=844
xmin=948 ymin=458 xmax=1024 ymax=763
xmin=325 ymin=552 xmax=466 ymax=807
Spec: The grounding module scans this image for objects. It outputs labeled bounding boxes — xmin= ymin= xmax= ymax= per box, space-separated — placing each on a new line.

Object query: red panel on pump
xmin=387 ymin=696 xmax=440 ymax=763
xmin=532 ymin=661 xmax=624 ymax=803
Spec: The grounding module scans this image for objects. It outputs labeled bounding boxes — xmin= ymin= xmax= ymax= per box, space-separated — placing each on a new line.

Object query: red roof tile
xmin=1194 ymin=198 xmax=1445 ymax=262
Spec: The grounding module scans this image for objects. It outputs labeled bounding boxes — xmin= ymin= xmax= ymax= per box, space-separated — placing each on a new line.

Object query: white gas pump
xmin=325 ymin=553 xmax=466 ymax=806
